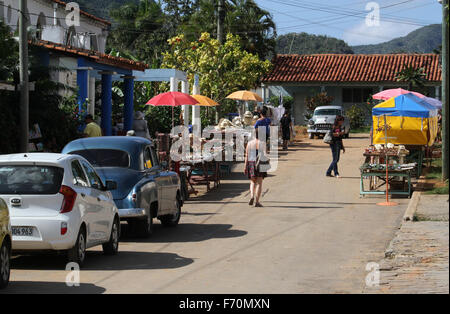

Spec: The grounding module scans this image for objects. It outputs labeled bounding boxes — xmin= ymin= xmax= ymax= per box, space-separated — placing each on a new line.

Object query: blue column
xmin=101 ymin=73 xmax=113 ymax=136
xmin=77 ymin=68 xmax=89 ymax=115
xmin=123 ymin=76 xmax=135 ymax=132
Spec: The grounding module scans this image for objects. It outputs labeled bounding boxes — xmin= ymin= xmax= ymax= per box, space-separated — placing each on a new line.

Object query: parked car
xmin=0 ymin=197 xmax=11 ymax=289
xmin=62 ymin=137 xmax=182 ymax=238
xmin=307 ymin=106 xmax=350 ymax=139
xmin=0 ymin=153 xmax=120 ymax=267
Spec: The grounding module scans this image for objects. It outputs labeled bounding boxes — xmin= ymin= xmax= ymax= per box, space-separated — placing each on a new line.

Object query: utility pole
xmin=217 ymin=0 xmax=225 ymax=44
xmin=442 ymin=0 xmax=449 ymax=181
xmin=19 ymin=0 xmax=29 ymax=153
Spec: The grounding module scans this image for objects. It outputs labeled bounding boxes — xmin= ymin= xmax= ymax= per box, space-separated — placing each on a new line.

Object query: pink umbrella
xmin=146 ymin=92 xmax=199 ymax=128
xmin=373 ymin=88 xmax=425 ymax=100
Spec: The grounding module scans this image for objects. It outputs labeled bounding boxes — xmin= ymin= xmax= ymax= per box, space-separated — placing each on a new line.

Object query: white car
xmin=0 ymin=153 xmax=120 ymax=267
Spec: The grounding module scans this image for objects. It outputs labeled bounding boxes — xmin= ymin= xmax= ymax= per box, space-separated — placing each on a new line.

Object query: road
xmin=3 ymin=134 xmax=408 ymax=294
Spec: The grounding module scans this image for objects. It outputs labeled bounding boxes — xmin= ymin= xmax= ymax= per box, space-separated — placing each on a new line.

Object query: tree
xmin=181 ymin=0 xmax=276 ymax=59
xmin=161 ymin=32 xmax=271 ymax=119
xmin=395 ymin=64 xmax=427 ymax=92
xmin=108 ymin=0 xmax=168 ymax=66
xmin=0 ymin=21 xmax=18 ymax=81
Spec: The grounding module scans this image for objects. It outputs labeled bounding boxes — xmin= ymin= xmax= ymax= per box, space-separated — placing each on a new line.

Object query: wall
xmin=0 ymin=0 xmax=108 ymax=52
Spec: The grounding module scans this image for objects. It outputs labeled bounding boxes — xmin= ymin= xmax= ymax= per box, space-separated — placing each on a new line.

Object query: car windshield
xmin=315 ymin=109 xmax=342 ymax=116
xmin=70 ymin=149 xmax=130 ymax=168
xmin=0 ymin=165 xmax=64 ymax=195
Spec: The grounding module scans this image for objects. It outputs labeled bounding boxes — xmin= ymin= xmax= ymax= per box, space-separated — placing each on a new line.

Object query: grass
xmin=350 ymin=126 xmax=371 ymax=133
xmin=425 ymin=158 xmax=442 ymax=180
xmin=424 ymin=182 xmax=449 ymax=195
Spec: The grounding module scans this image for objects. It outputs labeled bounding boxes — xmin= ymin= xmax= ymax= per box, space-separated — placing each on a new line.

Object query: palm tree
xmin=395 ymin=64 xmax=427 ymax=91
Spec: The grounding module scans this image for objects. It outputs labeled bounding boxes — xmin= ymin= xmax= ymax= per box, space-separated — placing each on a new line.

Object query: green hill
xmin=276 ymin=32 xmax=354 ymax=54
xmin=352 ymin=24 xmax=442 ymax=54
xmin=66 ymin=0 xmax=137 ymax=20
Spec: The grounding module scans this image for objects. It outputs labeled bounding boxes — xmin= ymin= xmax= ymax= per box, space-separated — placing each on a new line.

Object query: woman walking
xmin=244 ymin=129 xmax=267 ymax=207
xmin=326 ymin=115 xmax=346 ymax=178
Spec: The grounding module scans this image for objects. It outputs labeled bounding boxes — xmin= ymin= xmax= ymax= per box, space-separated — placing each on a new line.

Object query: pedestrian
xmin=132 ymin=111 xmax=150 ymax=139
xmin=244 ymin=128 xmax=267 ymax=208
xmin=326 ymin=115 xmax=346 ymax=178
xmin=254 ymin=106 xmax=271 ymax=142
xmin=280 ymin=112 xmax=293 ymax=150
xmin=83 ymin=114 xmax=102 ymax=138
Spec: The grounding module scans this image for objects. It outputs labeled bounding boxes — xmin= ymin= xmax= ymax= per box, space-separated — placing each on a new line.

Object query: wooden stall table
xmin=181 ymin=152 xmax=221 ymax=193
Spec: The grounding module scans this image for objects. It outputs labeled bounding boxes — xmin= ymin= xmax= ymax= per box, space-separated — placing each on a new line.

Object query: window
xmin=144 ymin=147 xmax=153 ymax=169
xmin=0 ymin=165 xmax=64 ymax=195
xmin=70 ymin=149 xmax=130 ymax=168
xmin=71 ymin=160 xmax=89 ymax=187
xmin=342 ymin=88 xmax=373 ymax=103
xmin=80 ymin=161 xmax=104 ymax=190
xmin=314 ymin=109 xmax=342 ymax=116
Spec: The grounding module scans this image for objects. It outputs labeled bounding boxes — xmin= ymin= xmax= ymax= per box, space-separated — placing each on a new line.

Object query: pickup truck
xmin=307 ymin=106 xmax=350 ymax=139
xmin=63 ymin=137 xmax=182 ymax=237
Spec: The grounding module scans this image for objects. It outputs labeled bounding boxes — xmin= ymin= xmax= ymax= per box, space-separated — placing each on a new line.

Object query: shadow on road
xmin=11 ymin=251 xmax=194 ymax=271
xmin=121 ymin=223 xmax=247 ymax=244
xmin=1 ymin=281 xmax=106 ymax=294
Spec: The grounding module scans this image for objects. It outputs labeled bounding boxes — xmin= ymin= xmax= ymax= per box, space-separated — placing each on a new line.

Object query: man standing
xmin=83 ymin=114 xmax=102 ymax=138
xmin=280 ymin=112 xmax=293 ymax=150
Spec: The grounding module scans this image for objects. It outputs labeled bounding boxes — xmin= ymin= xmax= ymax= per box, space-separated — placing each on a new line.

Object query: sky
xmin=254 ymin=0 xmax=444 ymax=46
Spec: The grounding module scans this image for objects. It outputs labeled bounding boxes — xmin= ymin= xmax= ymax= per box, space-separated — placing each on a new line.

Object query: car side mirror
xmin=105 ymin=180 xmax=117 ymax=191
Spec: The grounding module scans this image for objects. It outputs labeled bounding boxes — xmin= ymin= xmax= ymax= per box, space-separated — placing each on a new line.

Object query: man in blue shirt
xmin=254 ymin=106 xmax=271 ymax=140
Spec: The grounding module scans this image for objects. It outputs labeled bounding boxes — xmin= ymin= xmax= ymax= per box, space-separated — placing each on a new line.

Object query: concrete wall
xmin=0 ymin=0 xmax=108 ymax=52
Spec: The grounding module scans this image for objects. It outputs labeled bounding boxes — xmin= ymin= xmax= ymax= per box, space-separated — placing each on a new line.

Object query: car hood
xmin=95 ymin=167 xmax=144 ymax=200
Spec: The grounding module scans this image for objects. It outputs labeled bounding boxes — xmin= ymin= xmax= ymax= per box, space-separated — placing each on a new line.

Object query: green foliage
xmin=276 ymin=32 xmax=354 ymax=55
xmin=303 ymin=92 xmax=334 ymax=122
xmin=161 ymin=32 xmax=271 ymax=119
xmin=347 ymin=105 xmax=366 ymax=130
xmin=268 ymin=95 xmax=293 ymax=111
xmin=352 ymin=24 xmax=442 ymax=54
xmin=0 ymin=21 xmax=18 ymax=81
xmin=395 ymin=64 xmax=427 ymax=92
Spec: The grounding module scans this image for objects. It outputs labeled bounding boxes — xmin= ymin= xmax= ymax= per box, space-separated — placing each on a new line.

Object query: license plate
xmin=12 ymin=227 xmax=34 ymax=237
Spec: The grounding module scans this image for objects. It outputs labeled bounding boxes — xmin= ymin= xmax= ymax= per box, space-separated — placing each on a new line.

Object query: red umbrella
xmin=146 ymin=92 xmax=199 ymax=128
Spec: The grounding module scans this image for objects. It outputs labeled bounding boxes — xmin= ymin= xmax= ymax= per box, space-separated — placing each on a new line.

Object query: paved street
xmin=3 ymin=134 xmax=408 ymax=294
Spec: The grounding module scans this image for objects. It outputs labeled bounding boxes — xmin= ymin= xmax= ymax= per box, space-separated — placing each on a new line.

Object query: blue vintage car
xmin=62 ymin=137 xmax=182 ymax=237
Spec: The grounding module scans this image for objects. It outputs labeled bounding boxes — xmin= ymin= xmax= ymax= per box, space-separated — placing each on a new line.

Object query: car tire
xmin=67 ymin=227 xmax=86 ymax=267
xmin=0 ymin=240 xmax=11 ymax=289
xmin=308 ymin=133 xmax=314 ymax=139
xmin=160 ymin=198 xmax=181 ymax=227
xmin=102 ymin=217 xmax=120 ymax=255
xmin=132 ymin=213 xmax=153 ymax=238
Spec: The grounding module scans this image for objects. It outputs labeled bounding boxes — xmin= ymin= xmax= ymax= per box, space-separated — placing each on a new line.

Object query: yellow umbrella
xmin=226 ymin=90 xmax=263 ymax=102
xmin=191 ymin=94 xmax=219 ymax=107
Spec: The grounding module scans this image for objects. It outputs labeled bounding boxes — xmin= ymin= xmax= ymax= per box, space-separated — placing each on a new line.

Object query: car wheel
xmin=0 ymin=241 xmax=10 ymax=289
xmin=103 ymin=218 xmax=120 ymax=255
xmin=132 ymin=213 xmax=153 ymax=238
xmin=160 ymin=198 xmax=181 ymax=227
xmin=67 ymin=227 xmax=86 ymax=267
xmin=308 ymin=133 xmax=314 ymax=139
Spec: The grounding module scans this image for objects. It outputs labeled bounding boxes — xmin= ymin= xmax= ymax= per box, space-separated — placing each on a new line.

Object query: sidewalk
xmin=366 ymin=194 xmax=449 ymax=294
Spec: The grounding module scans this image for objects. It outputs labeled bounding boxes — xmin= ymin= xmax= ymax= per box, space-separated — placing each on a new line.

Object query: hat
xmin=244 ymin=111 xmax=253 ymax=118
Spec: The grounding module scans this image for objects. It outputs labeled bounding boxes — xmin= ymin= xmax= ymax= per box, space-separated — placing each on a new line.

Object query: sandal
xmin=249 ymin=198 xmax=254 ymax=206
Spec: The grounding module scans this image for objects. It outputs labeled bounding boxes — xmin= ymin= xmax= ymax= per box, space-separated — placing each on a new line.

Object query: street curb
xmin=403 ymin=191 xmax=421 ymax=222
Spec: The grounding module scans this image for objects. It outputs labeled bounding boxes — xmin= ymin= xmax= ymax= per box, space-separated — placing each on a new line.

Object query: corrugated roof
xmin=31 ymin=39 xmax=148 ymax=72
xmin=263 ymin=54 xmax=442 ymax=84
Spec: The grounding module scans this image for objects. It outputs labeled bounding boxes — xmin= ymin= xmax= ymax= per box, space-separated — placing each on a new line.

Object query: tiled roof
xmin=263 ymin=54 xmax=442 ymax=84
xmin=51 ymin=0 xmax=111 ymax=26
xmin=31 ymin=39 xmax=148 ymax=72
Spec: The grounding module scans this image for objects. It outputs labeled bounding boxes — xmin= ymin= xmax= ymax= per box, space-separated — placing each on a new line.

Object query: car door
xmin=79 ymin=159 xmax=111 ymax=243
xmin=143 ymin=146 xmax=166 ymax=213
xmin=70 ymin=160 xmax=97 ymax=244
xmin=152 ymin=146 xmax=178 ymax=213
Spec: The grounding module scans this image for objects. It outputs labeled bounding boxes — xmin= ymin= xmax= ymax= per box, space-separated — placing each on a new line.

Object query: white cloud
xmin=342 ymin=19 xmax=420 ymax=46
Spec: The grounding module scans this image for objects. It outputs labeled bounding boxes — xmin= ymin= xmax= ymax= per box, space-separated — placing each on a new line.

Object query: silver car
xmin=307 ymin=106 xmax=350 ymax=139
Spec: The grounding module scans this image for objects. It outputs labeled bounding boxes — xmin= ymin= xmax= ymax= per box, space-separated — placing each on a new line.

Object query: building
xmin=262 ymin=54 xmax=442 ymax=125
xmin=1 ymin=0 xmax=191 ymax=136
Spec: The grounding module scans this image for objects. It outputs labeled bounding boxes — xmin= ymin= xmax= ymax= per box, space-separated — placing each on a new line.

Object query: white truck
xmin=307 ymin=106 xmax=350 ymax=139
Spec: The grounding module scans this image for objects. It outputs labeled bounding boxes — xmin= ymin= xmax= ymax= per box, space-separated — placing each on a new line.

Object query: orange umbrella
xmin=191 ymin=95 xmax=219 ymax=107
xmin=226 ymin=90 xmax=263 ymax=102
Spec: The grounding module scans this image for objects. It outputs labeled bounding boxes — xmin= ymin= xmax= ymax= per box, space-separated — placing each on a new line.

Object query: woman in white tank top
xmin=244 ymin=129 xmax=267 ymax=207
